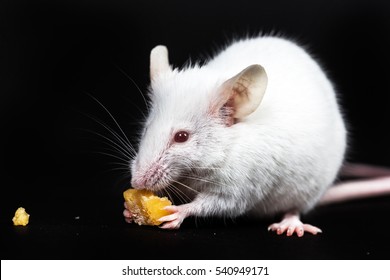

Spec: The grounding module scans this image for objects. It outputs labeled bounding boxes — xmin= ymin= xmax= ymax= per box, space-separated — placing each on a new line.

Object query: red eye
xmin=174 ymin=131 xmax=189 ymax=143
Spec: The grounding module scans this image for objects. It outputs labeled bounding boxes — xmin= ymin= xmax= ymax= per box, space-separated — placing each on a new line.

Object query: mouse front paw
xmin=158 ymin=205 xmax=190 ymax=229
xmin=123 ymin=202 xmax=134 ymax=223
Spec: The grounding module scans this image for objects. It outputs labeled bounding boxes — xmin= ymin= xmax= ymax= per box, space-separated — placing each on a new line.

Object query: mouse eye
xmin=174 ymin=131 xmax=189 ymax=143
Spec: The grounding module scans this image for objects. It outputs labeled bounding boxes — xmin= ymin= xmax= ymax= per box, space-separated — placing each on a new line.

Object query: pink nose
xmin=131 ymin=162 xmax=164 ymax=190
xmin=131 ymin=176 xmax=146 ymax=189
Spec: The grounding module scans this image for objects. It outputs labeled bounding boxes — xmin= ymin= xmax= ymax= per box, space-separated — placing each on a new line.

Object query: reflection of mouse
xmin=123 ymin=36 xmax=390 ymax=236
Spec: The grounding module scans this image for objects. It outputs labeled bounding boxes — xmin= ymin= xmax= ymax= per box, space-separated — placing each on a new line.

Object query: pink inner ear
xmin=220 ymin=99 xmax=235 ymax=127
xmin=208 ymin=83 xmax=237 ymax=127
xmin=207 ymin=98 xmax=235 ymax=127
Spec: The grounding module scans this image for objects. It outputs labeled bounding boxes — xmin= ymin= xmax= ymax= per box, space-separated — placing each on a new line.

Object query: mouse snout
xmin=130 ymin=158 xmax=145 ymax=189
xmin=131 ymin=176 xmax=146 ymax=189
xmin=130 ymin=161 xmax=168 ymax=191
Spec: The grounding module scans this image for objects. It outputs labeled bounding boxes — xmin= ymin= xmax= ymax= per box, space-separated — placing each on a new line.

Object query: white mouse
xmin=123 ymin=36 xmax=390 ymax=236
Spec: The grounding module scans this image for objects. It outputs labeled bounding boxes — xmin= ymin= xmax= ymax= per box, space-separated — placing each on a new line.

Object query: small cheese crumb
xmin=12 ymin=207 xmax=30 ymax=226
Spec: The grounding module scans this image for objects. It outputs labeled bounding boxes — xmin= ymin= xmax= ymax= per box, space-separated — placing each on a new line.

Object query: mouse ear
xmin=150 ymin=45 xmax=172 ymax=80
xmin=216 ymin=64 xmax=268 ymax=123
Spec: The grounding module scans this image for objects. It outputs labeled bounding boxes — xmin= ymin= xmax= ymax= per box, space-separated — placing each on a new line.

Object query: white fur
xmin=132 ymin=36 xmax=347 ymax=220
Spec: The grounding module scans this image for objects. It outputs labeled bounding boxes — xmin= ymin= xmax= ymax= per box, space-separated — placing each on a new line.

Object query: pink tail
xmin=339 ymin=163 xmax=390 ymax=178
xmin=319 ymin=163 xmax=390 ymax=205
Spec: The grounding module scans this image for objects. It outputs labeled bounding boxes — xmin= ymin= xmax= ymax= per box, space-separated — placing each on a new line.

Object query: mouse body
xmin=124 ymin=36 xmax=389 ymax=236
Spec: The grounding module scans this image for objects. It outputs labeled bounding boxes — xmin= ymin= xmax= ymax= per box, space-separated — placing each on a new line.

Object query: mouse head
xmin=131 ymin=45 xmax=268 ymax=191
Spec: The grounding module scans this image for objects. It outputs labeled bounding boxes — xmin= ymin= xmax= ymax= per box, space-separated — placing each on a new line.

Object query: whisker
xmin=112 ymin=173 xmax=132 ymax=187
xmin=92 ymin=151 xmax=131 ymax=164
xmin=161 ymin=187 xmax=176 ymax=205
xmin=170 ymin=163 xmax=226 ymax=190
xmin=171 ymin=179 xmax=200 ymax=194
xmin=96 ymin=164 xmax=131 ymax=179
xmin=194 ymin=215 xmax=199 ymax=229
xmin=190 ymin=167 xmax=223 ymax=170
xmin=181 ymin=175 xmax=222 ymax=187
xmin=85 ymin=93 xmax=133 ymax=150
xmin=180 ymin=162 xmax=222 ymax=171
xmin=155 ymin=185 xmax=173 ymax=203
xmin=83 ymin=128 xmax=135 ymax=158
xmin=106 ymin=167 xmax=131 ymax=172
xmin=112 ymin=63 xmax=150 ymax=113
xmin=106 ymin=161 xmax=131 ymax=168
xmin=82 ymin=112 xmax=136 ymax=155
xmin=167 ymin=184 xmax=192 ymax=204
xmin=99 ymin=146 xmax=131 ymax=161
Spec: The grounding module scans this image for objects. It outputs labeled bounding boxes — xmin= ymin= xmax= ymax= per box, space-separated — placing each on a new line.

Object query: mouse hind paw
xmin=268 ymin=211 xmax=322 ymax=237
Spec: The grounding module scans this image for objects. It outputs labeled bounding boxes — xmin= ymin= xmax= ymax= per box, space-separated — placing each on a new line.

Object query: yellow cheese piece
xmin=12 ymin=207 xmax=30 ymax=226
xmin=123 ymin=189 xmax=172 ymax=226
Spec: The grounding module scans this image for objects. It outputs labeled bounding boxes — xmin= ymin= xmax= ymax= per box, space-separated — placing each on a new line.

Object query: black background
xmin=1 ymin=0 xmax=390 ymax=259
